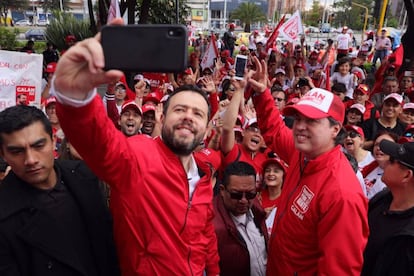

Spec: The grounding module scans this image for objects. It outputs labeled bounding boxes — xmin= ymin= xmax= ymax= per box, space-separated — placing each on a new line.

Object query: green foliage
xmin=304 ymin=0 xmax=324 ymax=26
xmin=136 ymin=0 xmax=190 ymax=24
xmin=331 ymin=0 xmax=372 ymax=29
xmin=230 ymin=2 xmax=266 ymax=32
xmin=386 ymin=17 xmax=398 ymax=28
xmin=0 ymin=26 xmax=17 ymax=50
xmin=41 ymin=0 xmax=71 ymax=13
xmin=45 ymin=11 xmax=93 ymax=51
xmin=15 ymin=40 xmax=46 ymax=52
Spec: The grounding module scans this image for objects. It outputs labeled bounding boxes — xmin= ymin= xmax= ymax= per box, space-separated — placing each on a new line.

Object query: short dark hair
xmin=222 ymin=161 xmax=256 ymax=187
xmin=331 ymin=82 xmax=347 ymax=93
xmin=163 ymin=84 xmax=211 ymax=119
xmin=383 ymin=76 xmax=398 ymax=84
xmin=0 ymin=105 xmax=53 ymax=146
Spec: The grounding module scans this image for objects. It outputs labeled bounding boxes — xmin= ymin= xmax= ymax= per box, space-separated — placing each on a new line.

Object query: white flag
xmin=279 ymin=11 xmax=304 ymax=43
xmin=200 ymin=35 xmax=219 ymax=70
xmin=107 ymin=0 xmax=121 ymax=23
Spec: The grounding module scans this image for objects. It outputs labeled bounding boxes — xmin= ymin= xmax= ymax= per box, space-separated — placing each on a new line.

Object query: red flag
xmin=265 ymin=15 xmax=286 ymax=52
xmin=200 ymin=34 xmax=219 ymax=70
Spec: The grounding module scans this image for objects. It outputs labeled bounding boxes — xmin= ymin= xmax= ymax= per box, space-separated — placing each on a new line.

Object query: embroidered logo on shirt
xmin=291 ymin=185 xmax=314 ymax=220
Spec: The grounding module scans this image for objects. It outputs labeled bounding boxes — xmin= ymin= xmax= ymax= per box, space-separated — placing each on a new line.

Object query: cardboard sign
xmin=0 ymin=50 xmax=43 ymax=110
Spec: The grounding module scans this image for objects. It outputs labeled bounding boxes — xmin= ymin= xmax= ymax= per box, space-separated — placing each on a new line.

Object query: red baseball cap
xmin=45 ymin=96 xmax=57 ymax=107
xmin=65 ymin=35 xmax=76 ymax=43
xmin=46 ymin=62 xmax=57 ymax=73
xmin=383 ymin=93 xmax=403 ymax=105
xmin=262 ymin=156 xmax=288 ymax=174
xmin=143 ymin=91 xmax=161 ymax=105
xmin=283 ymin=88 xmax=345 ymax=124
xmin=121 ymin=101 xmax=142 ymax=115
xmin=403 ymin=103 xmax=414 ymax=111
xmin=142 ymin=103 xmax=156 ymax=114
xmin=349 ymin=103 xmax=366 ymax=115
xmin=344 ymin=125 xmax=365 ymax=139
xmin=355 ymin=84 xmax=370 ymax=95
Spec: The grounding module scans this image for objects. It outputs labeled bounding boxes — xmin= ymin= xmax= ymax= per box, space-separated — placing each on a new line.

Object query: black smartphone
xmin=101 ymin=25 xmax=188 ymax=72
xmin=234 ymin=54 xmax=247 ymax=80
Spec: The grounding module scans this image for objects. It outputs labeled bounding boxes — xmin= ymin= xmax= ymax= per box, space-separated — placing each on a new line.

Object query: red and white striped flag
xmin=265 ymin=15 xmax=286 ymax=52
xmin=107 ymin=0 xmax=121 ymax=23
xmin=200 ymin=34 xmax=219 ymax=70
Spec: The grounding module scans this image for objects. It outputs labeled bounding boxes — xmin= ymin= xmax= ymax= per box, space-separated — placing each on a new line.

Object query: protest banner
xmin=279 ymin=11 xmax=304 ymax=43
xmin=0 ymin=50 xmax=43 ymax=111
xmin=200 ymin=34 xmax=219 ymax=70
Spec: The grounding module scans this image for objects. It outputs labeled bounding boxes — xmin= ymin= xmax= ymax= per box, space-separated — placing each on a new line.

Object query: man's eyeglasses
xmin=246 ymin=126 xmax=261 ymax=133
xmin=116 ymin=88 xmax=126 ymax=93
xmin=274 ymin=97 xmax=285 ymax=102
xmin=346 ymin=131 xmax=360 ymax=138
xmin=404 ymin=132 xmax=414 ymax=138
xmin=225 ymin=187 xmax=257 ymax=200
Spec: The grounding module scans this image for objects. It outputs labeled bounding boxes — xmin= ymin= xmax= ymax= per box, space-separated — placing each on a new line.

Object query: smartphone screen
xmin=234 ymin=55 xmax=247 ymax=80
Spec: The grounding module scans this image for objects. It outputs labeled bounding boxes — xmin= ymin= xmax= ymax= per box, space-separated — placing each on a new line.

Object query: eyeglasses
xmin=225 ymin=187 xmax=257 ymax=200
xmin=116 ymin=88 xmax=126 ymax=93
xmin=274 ymin=97 xmax=285 ymax=102
xmin=246 ymin=126 xmax=261 ymax=133
xmin=404 ymin=132 xmax=414 ymax=138
xmin=346 ymin=131 xmax=360 ymax=138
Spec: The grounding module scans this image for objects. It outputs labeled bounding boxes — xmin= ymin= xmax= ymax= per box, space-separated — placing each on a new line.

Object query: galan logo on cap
xmin=297 ymin=89 xmax=333 ymax=113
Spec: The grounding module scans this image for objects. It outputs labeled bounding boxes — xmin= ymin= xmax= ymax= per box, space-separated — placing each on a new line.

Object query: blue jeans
xmin=372 ymin=49 xmax=387 ymax=70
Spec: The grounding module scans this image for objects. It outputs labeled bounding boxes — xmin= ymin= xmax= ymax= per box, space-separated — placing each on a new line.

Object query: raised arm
xmin=220 ymin=79 xmax=245 ymax=154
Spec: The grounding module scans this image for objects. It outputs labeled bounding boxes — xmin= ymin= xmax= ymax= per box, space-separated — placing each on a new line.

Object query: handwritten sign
xmin=0 ymin=50 xmax=43 ymax=110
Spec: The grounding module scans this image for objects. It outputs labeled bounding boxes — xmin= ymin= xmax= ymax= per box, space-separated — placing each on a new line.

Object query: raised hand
xmin=247 ymin=56 xmax=268 ymax=93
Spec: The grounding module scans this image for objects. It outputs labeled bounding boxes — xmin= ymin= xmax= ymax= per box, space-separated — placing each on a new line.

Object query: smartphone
xmin=234 ymin=54 xmax=248 ymax=80
xmin=101 ymin=25 xmax=188 ymax=72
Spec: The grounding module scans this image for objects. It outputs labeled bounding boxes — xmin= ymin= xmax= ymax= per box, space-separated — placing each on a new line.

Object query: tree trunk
xmin=139 ymin=0 xmax=151 ymax=24
xmin=87 ymin=0 xmax=97 ymax=34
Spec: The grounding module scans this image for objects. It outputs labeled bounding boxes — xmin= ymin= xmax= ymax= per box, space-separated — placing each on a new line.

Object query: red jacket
xmin=56 ymin=96 xmax=220 ymax=276
xmin=212 ymin=196 xmax=268 ymax=276
xmin=253 ymin=90 xmax=369 ymax=275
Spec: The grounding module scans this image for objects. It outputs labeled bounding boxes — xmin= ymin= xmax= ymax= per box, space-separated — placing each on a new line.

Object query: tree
xmin=331 ymin=0 xmax=373 ymax=29
xmin=136 ymin=0 xmax=190 ymax=24
xmin=0 ymin=26 xmax=17 ymax=49
xmin=303 ymin=0 xmax=324 ymax=26
xmin=41 ymin=0 xmax=71 ymax=13
xmin=230 ymin=2 xmax=266 ymax=32
xmin=45 ymin=11 xmax=93 ymax=51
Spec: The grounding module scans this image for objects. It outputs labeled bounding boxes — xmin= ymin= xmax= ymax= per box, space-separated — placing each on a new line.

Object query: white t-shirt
xmin=364 ymin=166 xmax=387 ymax=199
xmin=336 ymin=33 xmax=351 ymax=50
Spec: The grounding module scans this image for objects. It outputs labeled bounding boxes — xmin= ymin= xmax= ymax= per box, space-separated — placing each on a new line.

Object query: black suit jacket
xmin=0 ymin=160 xmax=119 ymax=276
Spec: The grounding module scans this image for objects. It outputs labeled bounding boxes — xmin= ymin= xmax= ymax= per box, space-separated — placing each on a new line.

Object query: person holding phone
xmin=50 ymin=19 xmax=219 ymax=276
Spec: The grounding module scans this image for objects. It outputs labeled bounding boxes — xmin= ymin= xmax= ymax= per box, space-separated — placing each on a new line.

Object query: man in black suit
xmin=0 ymin=105 xmax=119 ymax=276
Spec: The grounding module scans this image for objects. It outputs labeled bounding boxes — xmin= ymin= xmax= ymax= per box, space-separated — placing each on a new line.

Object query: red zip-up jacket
xmin=252 ymin=90 xmax=369 ymax=275
xmin=56 ymin=95 xmax=220 ymax=276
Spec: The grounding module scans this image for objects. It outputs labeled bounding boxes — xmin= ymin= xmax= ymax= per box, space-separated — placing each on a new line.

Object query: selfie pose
xmin=50 ymin=19 xmax=219 ymax=276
